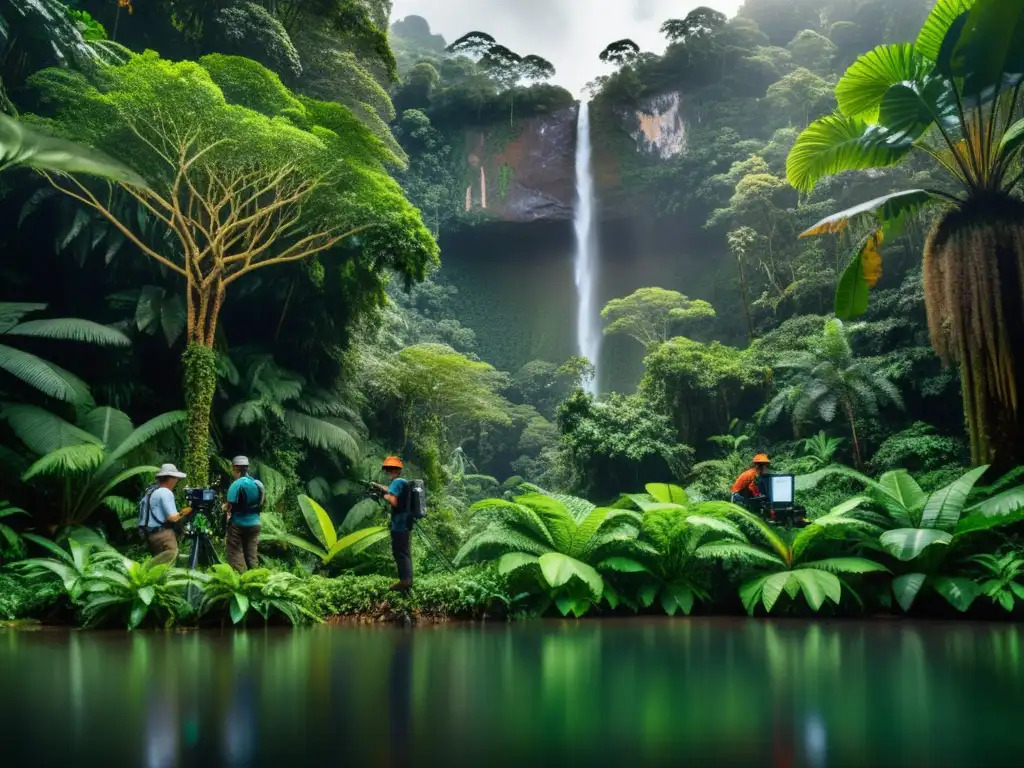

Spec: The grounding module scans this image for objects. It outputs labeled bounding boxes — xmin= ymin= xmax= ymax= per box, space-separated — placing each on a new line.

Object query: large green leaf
xmin=516 ymin=494 xmax=574 ymax=553
xmin=803 ymin=558 xmax=889 ymax=575
xmin=0 ymin=404 xmax=101 ymax=455
xmin=919 ymin=465 xmax=989 ymax=530
xmin=297 ymin=494 xmax=336 ymax=550
xmin=80 ymin=407 xmax=134 ymax=450
xmin=834 ymin=252 xmax=869 ymax=320
xmin=105 ymin=410 xmax=185 ymax=465
xmin=787 ymin=113 xmax=916 ymax=194
xmin=0 ymin=114 xmax=150 ymax=187
xmin=597 ymin=556 xmax=649 ymax=573
xmin=21 ymin=443 xmax=106 ymax=481
xmin=696 ymin=542 xmax=786 ymax=569
xmin=498 ymin=552 xmax=540 ymax=576
xmin=7 ymin=318 xmax=130 ymax=347
xmin=0 ymin=344 xmax=91 ymax=403
xmin=645 ymin=483 xmax=689 ymax=505
xmin=932 ymin=576 xmax=981 ymax=612
xmin=0 ymin=303 xmax=47 ymax=334
xmin=660 ymin=581 xmax=695 ymax=616
xmin=800 ymin=190 xmax=937 ymax=238
xmin=739 ymin=575 xmax=768 ymax=616
xmin=877 ymin=77 xmax=959 ymax=138
xmin=955 ymin=508 xmax=1024 ymax=536
xmin=878 ymin=470 xmax=926 ymax=515
xmin=892 ymin=572 xmax=927 ymax=612
xmin=880 ymin=528 xmax=953 ymax=561
xmin=966 ymin=485 xmax=1024 ymax=517
xmin=791 ymin=569 xmax=842 ymax=611
xmin=538 ymin=552 xmax=603 ymax=600
xmin=999 ymin=118 xmax=1024 ymax=161
xmin=952 ymin=0 xmax=1024 ymax=100
xmin=917 ymin=0 xmax=976 ymax=63
xmin=326 ymin=526 xmax=388 ymax=561
xmin=836 ymin=44 xmax=932 ymax=121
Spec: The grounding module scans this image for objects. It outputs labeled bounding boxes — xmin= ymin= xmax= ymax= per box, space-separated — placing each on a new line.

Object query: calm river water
xmin=1 ymin=618 xmax=1022 ymax=767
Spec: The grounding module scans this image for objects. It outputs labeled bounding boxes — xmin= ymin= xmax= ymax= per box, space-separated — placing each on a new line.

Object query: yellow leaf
xmin=861 ymin=230 xmax=883 ymax=288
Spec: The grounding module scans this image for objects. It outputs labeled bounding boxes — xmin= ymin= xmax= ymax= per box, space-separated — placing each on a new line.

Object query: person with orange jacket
xmin=731 ymin=454 xmax=771 ymax=506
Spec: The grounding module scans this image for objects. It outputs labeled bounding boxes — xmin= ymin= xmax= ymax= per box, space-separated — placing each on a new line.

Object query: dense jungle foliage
xmin=2 ymin=0 xmax=1024 ymax=627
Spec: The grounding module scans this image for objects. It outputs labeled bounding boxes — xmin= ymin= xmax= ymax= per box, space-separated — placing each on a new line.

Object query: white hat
xmin=155 ymin=463 xmax=186 ymax=479
xmin=232 ymin=455 xmax=250 ymax=467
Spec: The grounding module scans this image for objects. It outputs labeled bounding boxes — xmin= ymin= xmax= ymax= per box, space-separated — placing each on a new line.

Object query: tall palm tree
xmin=762 ymin=318 xmax=902 ymax=467
xmin=787 ymin=0 xmax=1024 ymax=468
xmin=0 ymin=303 xmax=130 ymax=404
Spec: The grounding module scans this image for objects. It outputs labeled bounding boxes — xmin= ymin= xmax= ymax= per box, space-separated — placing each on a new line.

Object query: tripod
xmin=182 ymin=516 xmax=220 ymax=604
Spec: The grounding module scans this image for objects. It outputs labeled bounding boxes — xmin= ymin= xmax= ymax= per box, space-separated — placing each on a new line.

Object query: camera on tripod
xmin=183 ymin=487 xmax=220 ymax=534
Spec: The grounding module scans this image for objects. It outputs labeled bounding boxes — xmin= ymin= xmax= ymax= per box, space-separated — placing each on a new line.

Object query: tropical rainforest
xmin=2 ymin=0 xmax=1024 ymax=627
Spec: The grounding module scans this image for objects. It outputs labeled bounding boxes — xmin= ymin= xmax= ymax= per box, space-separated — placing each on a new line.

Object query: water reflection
xmin=1 ymin=620 xmax=1022 ymax=767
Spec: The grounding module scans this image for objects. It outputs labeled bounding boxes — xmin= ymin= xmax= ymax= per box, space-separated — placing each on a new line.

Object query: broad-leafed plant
xmin=788 ymin=0 xmax=1024 ymax=467
xmin=457 ymin=488 xmax=649 ymax=617
xmin=198 ymin=564 xmax=320 ymax=626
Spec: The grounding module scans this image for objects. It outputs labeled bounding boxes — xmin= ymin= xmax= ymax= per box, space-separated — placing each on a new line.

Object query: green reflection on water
xmin=1 ymin=620 xmax=1022 ymax=767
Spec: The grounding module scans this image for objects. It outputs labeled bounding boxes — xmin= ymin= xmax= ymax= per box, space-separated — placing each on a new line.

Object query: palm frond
xmin=22 ymin=443 xmax=106 ymax=481
xmin=0 ymin=344 xmax=92 ymax=403
xmin=283 ymin=410 xmax=360 ymax=462
xmin=0 ymin=403 xmax=101 ymax=454
xmin=105 ymin=411 xmax=186 ymax=465
xmin=8 ymin=318 xmax=130 ymax=347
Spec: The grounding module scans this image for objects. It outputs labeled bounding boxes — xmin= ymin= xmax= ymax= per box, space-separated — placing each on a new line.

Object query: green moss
xmin=200 ymin=53 xmax=304 ymax=118
xmin=183 ymin=343 xmax=217 ymax=488
xmin=498 ymin=163 xmax=514 ymax=200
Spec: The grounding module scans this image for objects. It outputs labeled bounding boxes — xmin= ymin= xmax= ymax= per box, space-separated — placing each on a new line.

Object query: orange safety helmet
xmin=382 ymin=456 xmax=404 ymax=471
xmin=752 ymin=453 xmax=771 ymax=465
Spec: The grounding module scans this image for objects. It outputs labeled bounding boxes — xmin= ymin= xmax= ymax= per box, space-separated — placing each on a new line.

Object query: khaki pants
xmin=146 ymin=528 xmax=178 ymax=564
xmin=226 ymin=524 xmax=260 ymax=573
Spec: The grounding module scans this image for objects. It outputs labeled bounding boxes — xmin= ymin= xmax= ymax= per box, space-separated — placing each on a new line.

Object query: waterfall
xmin=573 ymin=100 xmax=600 ymax=396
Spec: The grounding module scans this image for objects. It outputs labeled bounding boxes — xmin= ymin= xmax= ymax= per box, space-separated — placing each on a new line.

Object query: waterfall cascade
xmin=573 ymin=100 xmax=600 ymax=396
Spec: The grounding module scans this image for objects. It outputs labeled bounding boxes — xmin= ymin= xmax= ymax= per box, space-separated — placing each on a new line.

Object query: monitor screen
xmin=769 ymin=475 xmax=794 ymax=505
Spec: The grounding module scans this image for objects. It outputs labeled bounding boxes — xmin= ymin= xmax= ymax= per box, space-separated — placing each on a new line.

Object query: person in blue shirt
xmin=371 ymin=455 xmax=413 ymax=591
xmin=223 ymin=456 xmax=264 ymax=573
xmin=138 ymin=463 xmax=192 ymax=563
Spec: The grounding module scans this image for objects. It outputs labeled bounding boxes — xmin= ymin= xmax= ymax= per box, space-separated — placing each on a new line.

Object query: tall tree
xmin=28 ymin=52 xmax=436 ymax=485
xmin=601 ymin=288 xmax=716 ymax=350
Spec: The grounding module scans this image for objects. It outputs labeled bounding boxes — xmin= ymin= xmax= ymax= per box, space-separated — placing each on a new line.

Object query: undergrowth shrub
xmin=0 ymin=571 xmax=62 ymax=620
xmin=308 ymin=566 xmax=512 ymax=619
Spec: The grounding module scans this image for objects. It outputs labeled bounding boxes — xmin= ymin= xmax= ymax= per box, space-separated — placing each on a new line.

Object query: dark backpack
xmin=408 ymin=479 xmax=427 ymax=520
xmin=235 ymin=478 xmax=266 ymax=513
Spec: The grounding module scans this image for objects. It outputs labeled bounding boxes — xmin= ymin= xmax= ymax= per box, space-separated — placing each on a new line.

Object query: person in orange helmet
xmin=371 ymin=456 xmax=413 ymax=591
xmin=731 ymin=454 xmax=771 ymax=506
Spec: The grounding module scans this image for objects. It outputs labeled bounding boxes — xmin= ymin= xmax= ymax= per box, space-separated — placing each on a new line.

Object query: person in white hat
xmin=136 ymin=463 xmax=191 ymax=562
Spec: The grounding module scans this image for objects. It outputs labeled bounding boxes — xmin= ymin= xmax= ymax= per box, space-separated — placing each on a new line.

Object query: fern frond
xmin=454 ymin=528 xmax=552 ymax=566
xmin=695 ymin=543 xmax=786 ymax=569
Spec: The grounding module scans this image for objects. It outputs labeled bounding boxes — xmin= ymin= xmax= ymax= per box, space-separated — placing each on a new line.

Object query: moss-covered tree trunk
xmin=183 ymin=343 xmax=217 ymax=487
xmin=182 ymin=281 xmax=224 ymax=487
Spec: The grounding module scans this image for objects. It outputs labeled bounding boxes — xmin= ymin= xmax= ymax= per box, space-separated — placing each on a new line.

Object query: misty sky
xmin=390 ymin=0 xmax=744 ymax=95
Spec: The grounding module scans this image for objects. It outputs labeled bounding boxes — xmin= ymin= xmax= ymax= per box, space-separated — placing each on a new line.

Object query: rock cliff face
xmin=455 ymin=92 xmax=687 ymax=225
xmin=461 ymin=106 xmax=577 ymax=223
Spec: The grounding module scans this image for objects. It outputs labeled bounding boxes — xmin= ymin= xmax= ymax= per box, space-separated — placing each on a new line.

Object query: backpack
xmin=136 ymin=484 xmax=159 ymax=533
xmin=234 ymin=477 xmax=266 ymax=513
xmin=408 ymin=479 xmax=427 ymax=520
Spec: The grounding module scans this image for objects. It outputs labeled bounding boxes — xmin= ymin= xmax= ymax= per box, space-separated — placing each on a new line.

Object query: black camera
xmin=365 ymin=482 xmax=386 ymax=500
xmin=183 ymin=487 xmax=220 ymax=535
